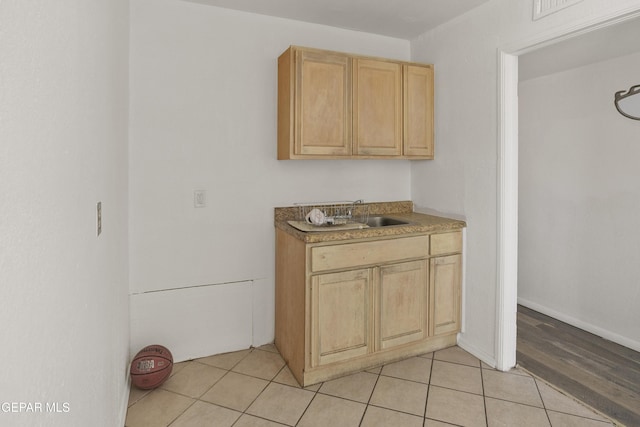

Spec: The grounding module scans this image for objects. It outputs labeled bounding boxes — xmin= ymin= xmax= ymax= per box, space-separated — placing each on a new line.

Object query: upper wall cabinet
xmin=278 ymin=46 xmax=434 ymax=160
xmin=404 ymin=64 xmax=434 ymax=157
xmin=353 ymin=58 xmax=403 ymax=157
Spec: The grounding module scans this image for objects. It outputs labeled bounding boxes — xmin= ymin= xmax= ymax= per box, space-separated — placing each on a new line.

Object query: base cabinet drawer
xmin=311 ymin=235 xmax=429 ymax=273
xmin=430 ymin=231 xmax=462 ymax=256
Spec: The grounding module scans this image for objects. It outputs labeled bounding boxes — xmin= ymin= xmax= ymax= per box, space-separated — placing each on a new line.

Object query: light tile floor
xmin=125 ymin=345 xmax=617 ymax=427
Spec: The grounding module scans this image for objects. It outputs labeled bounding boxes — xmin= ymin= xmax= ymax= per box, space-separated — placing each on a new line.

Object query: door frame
xmin=495 ymin=6 xmax=640 ymax=371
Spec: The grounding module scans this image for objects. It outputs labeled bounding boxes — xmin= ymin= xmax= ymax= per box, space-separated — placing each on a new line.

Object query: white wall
xmin=129 ymin=0 xmax=412 ymax=360
xmin=0 ymin=1 xmax=130 ymax=426
xmin=409 ymin=0 xmax=640 ymax=364
xmin=518 ymin=51 xmax=640 ymax=351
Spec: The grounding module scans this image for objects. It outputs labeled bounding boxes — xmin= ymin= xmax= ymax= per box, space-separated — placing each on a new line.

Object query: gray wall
xmin=518 ymin=51 xmax=640 ymax=350
xmin=0 ymin=1 xmax=130 ymax=425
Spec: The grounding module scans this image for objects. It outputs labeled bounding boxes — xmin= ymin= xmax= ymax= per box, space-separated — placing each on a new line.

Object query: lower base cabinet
xmin=377 ymin=259 xmax=428 ymax=350
xmin=311 ymin=268 xmax=371 ymax=367
xmin=431 ymin=254 xmax=462 ymax=336
xmin=275 ymin=229 xmax=463 ymax=386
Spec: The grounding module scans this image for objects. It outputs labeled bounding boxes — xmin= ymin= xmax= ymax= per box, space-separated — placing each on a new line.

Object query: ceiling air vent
xmin=533 ymin=0 xmax=584 ymax=20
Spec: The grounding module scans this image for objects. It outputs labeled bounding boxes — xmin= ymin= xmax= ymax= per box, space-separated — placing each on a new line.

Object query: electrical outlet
xmin=97 ymin=202 xmax=102 ymax=236
xmin=194 ymin=190 xmax=206 ymax=208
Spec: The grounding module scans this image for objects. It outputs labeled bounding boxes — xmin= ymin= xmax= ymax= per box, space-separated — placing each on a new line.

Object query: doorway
xmin=497 ymin=8 xmax=640 ymax=426
xmin=495 ymin=6 xmax=640 ymax=377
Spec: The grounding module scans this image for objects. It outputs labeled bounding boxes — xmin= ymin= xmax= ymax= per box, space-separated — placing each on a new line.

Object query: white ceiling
xmin=185 ymin=0 xmax=490 ymax=39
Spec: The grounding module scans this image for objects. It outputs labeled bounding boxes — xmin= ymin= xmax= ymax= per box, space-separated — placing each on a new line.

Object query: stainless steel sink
xmin=365 ymin=216 xmax=410 ymax=227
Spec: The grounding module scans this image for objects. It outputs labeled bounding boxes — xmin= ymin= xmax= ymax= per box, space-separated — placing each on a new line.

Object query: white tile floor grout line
xmin=126 ymin=345 xmax=617 ymax=427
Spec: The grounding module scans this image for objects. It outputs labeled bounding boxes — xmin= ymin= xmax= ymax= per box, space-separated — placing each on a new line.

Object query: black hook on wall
xmin=614 ymin=84 xmax=640 ymax=120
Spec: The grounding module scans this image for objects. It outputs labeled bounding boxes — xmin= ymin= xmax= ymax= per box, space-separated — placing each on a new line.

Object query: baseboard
xmin=118 ymin=375 xmax=131 ymax=427
xmin=518 ymin=297 xmax=640 ymax=352
xmin=457 ymin=334 xmax=498 ymax=369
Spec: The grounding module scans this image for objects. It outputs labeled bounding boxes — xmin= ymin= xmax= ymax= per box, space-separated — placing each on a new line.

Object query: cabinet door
xmin=404 ymin=64 xmax=434 ymax=158
xmin=295 ymin=49 xmax=351 ymax=156
xmin=430 ymin=254 xmax=461 ymax=336
xmin=353 ymin=59 xmax=402 ymax=156
xmin=311 ymin=268 xmax=371 ymax=367
xmin=376 ymin=260 xmax=429 ymax=350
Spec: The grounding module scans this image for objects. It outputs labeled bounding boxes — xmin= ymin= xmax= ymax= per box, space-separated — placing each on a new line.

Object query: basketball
xmin=130 ymin=344 xmax=173 ymax=390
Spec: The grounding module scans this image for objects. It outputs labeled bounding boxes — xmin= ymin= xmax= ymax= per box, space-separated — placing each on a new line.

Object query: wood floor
xmin=517 ymin=305 xmax=640 ymax=427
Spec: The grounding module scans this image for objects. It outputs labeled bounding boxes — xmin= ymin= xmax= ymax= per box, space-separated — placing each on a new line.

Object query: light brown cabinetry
xmin=431 ymin=254 xmax=462 ymax=336
xmin=430 ymin=231 xmax=462 ymax=336
xmin=353 ymin=59 xmax=403 ymax=156
xmin=279 ymin=48 xmax=351 ymax=157
xmin=311 ymin=268 xmax=371 ymax=367
xmin=377 ymin=259 xmax=429 ymax=349
xmin=404 ymin=65 xmax=435 ymax=157
xmin=275 ymin=229 xmax=462 ymax=386
xmin=278 ymin=46 xmax=434 ymax=160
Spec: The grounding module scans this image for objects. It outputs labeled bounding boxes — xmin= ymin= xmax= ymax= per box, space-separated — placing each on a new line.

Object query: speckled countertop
xmin=274 ymin=201 xmax=466 ymax=243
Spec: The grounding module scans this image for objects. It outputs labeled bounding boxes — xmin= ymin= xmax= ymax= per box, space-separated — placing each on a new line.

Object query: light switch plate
xmin=97 ymin=202 xmax=102 ymax=236
xmin=194 ymin=190 xmax=206 ymax=208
